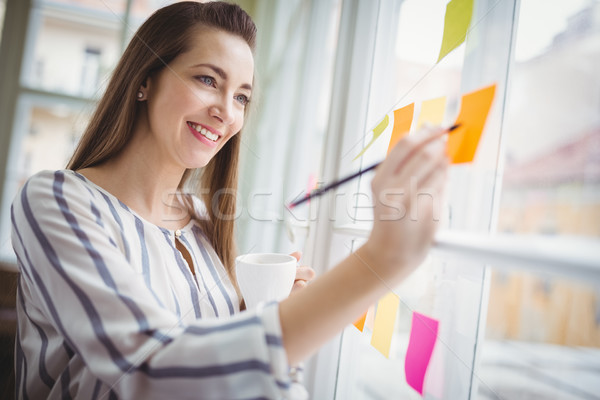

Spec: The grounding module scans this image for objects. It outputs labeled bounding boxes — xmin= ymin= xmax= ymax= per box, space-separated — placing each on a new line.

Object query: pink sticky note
xmin=405 ymin=312 xmax=439 ymax=395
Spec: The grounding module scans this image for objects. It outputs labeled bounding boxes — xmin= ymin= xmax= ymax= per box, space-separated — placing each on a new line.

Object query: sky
xmin=515 ymin=0 xmax=592 ymax=61
xmin=394 ymin=0 xmax=594 ymax=64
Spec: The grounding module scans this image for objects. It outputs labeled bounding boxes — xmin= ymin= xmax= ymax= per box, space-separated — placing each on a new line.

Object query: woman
xmin=11 ymin=1 xmax=449 ymax=399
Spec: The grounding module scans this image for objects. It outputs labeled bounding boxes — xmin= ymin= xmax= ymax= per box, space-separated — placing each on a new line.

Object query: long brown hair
xmin=67 ymin=1 xmax=256 ymax=300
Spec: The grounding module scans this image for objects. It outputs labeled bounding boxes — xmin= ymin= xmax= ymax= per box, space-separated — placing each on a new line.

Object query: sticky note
xmin=353 ymin=311 xmax=367 ymax=331
xmin=370 ymin=292 xmax=400 ymax=358
xmin=416 ymin=96 xmax=446 ymax=129
xmin=447 ymin=84 xmax=496 ymax=163
xmin=387 ymin=103 xmax=415 ymax=155
xmin=354 ymin=114 xmax=390 ymax=160
xmin=405 ymin=312 xmax=439 ymax=395
xmin=437 ymin=0 xmax=474 ymax=62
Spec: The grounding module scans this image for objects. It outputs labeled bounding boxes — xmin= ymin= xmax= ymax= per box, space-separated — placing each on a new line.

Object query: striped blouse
xmin=11 ymin=170 xmax=290 ymax=399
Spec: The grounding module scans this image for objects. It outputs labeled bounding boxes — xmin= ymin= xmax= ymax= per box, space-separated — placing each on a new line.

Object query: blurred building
xmin=490 ymin=2 xmax=600 ymax=347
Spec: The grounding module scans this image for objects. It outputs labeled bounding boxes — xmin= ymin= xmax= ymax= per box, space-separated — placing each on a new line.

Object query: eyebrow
xmin=191 ymin=63 xmax=252 ymax=91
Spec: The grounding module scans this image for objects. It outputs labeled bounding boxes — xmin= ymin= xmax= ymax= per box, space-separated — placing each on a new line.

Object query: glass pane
xmin=335 ymin=243 xmax=488 ymax=399
xmin=15 ymin=104 xmax=87 ymax=181
xmin=483 ymin=5 xmax=600 ymax=398
xmin=22 ymin=0 xmax=125 ymax=97
xmin=480 ymin=269 xmax=600 ymax=399
xmin=351 ymin=0 xmax=515 ymax=235
xmin=0 ymin=95 xmax=90 ymax=258
xmin=125 ymin=1 xmax=256 ymax=55
xmin=352 ymin=0 xmax=467 ymax=224
xmin=0 ymin=0 xmax=6 ymax=43
xmin=126 ymin=0 xmax=171 ymax=40
xmin=127 ymin=1 xmax=192 ymax=41
xmin=37 ymin=0 xmax=127 ymax=14
xmin=497 ymin=0 xmax=600 ymax=237
xmin=236 ymin=0 xmax=342 ymax=254
xmin=334 ymin=0 xmax=516 ymax=399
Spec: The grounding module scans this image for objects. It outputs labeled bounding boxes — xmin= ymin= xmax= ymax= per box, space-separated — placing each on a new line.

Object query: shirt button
xmin=175 ymin=229 xmax=182 ymax=238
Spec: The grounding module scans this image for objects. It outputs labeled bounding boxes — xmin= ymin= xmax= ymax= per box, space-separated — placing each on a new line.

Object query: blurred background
xmin=0 ymin=0 xmax=599 ymax=399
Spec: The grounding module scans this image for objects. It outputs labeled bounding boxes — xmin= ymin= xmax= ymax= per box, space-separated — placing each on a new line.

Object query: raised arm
xmin=279 ymin=127 xmax=449 ymax=364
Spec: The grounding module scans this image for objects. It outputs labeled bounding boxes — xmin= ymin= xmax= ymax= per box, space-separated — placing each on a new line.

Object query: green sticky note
xmin=353 ymin=114 xmax=390 ymax=160
xmin=437 ymin=0 xmax=474 ymax=63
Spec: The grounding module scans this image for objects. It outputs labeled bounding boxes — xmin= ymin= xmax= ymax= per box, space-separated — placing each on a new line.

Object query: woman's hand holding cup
xmin=288 ymin=251 xmax=315 ymax=294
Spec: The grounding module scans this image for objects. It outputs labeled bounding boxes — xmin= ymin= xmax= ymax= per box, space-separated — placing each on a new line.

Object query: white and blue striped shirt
xmin=11 ymin=170 xmax=290 ymax=399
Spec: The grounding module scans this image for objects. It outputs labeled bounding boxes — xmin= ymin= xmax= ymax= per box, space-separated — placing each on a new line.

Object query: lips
xmin=187 ymin=121 xmax=220 ymax=142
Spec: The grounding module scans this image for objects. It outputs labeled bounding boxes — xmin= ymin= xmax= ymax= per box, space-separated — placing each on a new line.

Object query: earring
xmin=137 ymin=91 xmax=144 ymax=99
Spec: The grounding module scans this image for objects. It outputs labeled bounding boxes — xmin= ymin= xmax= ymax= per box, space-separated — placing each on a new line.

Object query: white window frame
xmin=301 ymin=0 xmax=383 ymax=397
xmin=302 ymin=0 xmax=600 ymax=398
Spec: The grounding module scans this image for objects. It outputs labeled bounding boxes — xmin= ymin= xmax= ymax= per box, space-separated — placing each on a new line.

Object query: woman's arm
xmin=12 ymin=171 xmax=288 ymax=399
xmin=279 ymin=127 xmax=449 ymax=364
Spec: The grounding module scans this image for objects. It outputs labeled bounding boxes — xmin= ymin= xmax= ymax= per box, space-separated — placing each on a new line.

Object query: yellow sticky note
xmin=416 ymin=96 xmax=446 ymax=129
xmin=447 ymin=84 xmax=496 ymax=163
xmin=387 ymin=103 xmax=415 ymax=155
xmin=370 ymin=292 xmax=400 ymax=358
xmin=353 ymin=311 xmax=367 ymax=332
xmin=353 ymin=114 xmax=390 ymax=160
xmin=437 ymin=0 xmax=474 ymax=62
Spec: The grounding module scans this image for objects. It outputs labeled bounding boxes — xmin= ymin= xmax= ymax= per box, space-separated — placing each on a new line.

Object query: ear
xmin=137 ymin=78 xmax=150 ymax=101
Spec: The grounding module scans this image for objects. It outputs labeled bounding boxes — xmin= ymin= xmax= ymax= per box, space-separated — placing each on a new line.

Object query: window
xmin=329 ymin=0 xmax=510 ymax=395
xmin=480 ymin=0 xmax=600 ymax=398
xmin=0 ymin=0 xmax=192 ymax=259
xmin=236 ymin=0 xmax=342 ymax=256
xmin=498 ymin=0 xmax=600 ymax=237
xmin=0 ymin=0 xmax=5 ymax=43
xmin=303 ymin=0 xmax=600 ymax=399
xmin=1 ymin=0 xmax=598 ymax=397
xmin=22 ymin=0 xmax=124 ymax=96
xmin=0 ymin=0 xmax=343 ymax=262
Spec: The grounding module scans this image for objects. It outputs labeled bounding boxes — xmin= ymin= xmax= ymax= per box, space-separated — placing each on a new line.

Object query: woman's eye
xmin=235 ymin=94 xmax=250 ymax=106
xmin=197 ymin=75 xmax=215 ymax=87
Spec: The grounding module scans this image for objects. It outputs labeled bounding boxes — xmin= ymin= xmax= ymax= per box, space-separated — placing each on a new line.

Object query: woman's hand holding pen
xmin=279 ymin=125 xmax=450 ymax=365
xmin=362 ymin=125 xmax=449 ymax=286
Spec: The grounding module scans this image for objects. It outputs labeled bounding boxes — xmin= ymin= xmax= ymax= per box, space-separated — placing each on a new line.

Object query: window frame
xmin=301 ymin=0 xmax=383 ymax=397
xmin=302 ymin=0 xmax=600 ymax=397
xmin=0 ymin=0 xmax=145 ymax=262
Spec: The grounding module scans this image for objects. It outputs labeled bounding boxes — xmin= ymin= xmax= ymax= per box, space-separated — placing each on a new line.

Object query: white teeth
xmin=190 ymin=123 xmax=218 ymax=142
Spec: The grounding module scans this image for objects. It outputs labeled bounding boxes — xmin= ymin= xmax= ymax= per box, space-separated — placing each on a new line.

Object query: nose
xmin=208 ymin=94 xmax=235 ymax=126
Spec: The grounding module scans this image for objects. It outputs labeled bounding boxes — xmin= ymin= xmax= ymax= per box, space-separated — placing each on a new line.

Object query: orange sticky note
xmin=416 ymin=96 xmax=446 ymax=129
xmin=353 ymin=311 xmax=367 ymax=331
xmin=354 ymin=114 xmax=390 ymax=160
xmin=370 ymin=292 xmax=400 ymax=358
xmin=447 ymin=84 xmax=496 ymax=163
xmin=387 ymin=103 xmax=415 ymax=154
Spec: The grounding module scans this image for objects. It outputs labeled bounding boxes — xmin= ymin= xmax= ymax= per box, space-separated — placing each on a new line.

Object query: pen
xmin=287 ymin=124 xmax=461 ymax=209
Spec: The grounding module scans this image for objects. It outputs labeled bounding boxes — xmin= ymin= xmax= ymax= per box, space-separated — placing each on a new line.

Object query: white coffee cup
xmin=235 ymin=253 xmax=297 ymax=310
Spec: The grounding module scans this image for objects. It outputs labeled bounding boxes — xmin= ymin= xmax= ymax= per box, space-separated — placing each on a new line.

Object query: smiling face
xmin=137 ymin=28 xmax=254 ymax=170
